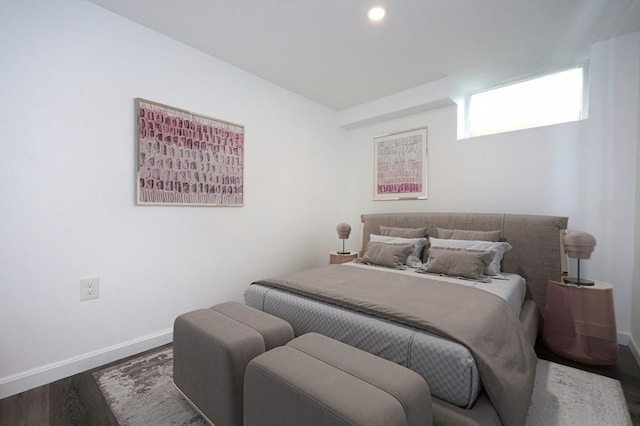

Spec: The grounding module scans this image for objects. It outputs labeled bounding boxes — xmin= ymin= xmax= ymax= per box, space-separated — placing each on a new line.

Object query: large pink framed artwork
xmin=136 ymin=98 xmax=244 ymax=207
xmin=373 ymin=127 xmax=428 ymax=201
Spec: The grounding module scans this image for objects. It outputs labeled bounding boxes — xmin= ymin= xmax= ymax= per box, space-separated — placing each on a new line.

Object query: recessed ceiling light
xmin=368 ymin=6 xmax=386 ymax=22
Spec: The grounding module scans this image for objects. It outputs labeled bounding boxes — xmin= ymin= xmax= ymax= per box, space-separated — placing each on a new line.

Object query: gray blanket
xmin=254 ymin=264 xmax=536 ymax=426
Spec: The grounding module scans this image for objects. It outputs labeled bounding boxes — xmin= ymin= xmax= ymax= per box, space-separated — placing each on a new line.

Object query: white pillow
xmin=428 ymin=237 xmax=512 ymax=276
xmin=369 ymin=234 xmax=427 ymax=268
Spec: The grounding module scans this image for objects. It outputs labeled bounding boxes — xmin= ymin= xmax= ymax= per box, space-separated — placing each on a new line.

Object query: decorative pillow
xmin=420 ymin=247 xmax=495 ymax=281
xmin=379 ymin=225 xmax=428 ymax=239
xmin=436 ymin=228 xmax=502 ymax=242
xmin=356 ymin=242 xmax=414 ymax=269
xmin=428 ymin=237 xmax=512 ymax=276
xmin=369 ymin=234 xmax=427 ymax=268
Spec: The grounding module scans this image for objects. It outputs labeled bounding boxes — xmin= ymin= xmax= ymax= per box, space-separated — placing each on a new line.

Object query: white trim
xmin=617 ymin=331 xmax=630 ymax=345
xmin=0 ymin=328 xmax=173 ymax=399
xmin=629 ymin=335 xmax=640 ymax=368
xmin=2 ymin=327 xmax=634 ymax=400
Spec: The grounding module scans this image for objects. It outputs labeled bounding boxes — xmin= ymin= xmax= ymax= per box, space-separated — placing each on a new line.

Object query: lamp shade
xmin=564 ymin=231 xmax=597 ymax=260
xmin=336 ymin=223 xmax=351 ymax=239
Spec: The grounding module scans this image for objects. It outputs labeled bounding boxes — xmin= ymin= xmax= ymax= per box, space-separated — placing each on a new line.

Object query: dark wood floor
xmin=0 ymin=369 xmax=118 ymax=426
xmin=0 ymin=344 xmax=166 ymax=426
xmin=1 ymin=341 xmax=638 ymax=426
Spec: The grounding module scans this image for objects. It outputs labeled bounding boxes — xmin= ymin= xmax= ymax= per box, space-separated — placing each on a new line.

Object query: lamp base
xmin=337 ymin=251 xmax=351 ymax=255
xmin=563 ymin=277 xmax=595 ymax=286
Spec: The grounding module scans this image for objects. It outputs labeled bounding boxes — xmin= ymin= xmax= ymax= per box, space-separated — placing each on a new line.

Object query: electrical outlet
xmin=80 ymin=277 xmax=100 ymax=301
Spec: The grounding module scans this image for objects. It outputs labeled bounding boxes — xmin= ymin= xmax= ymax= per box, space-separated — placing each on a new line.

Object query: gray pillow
xmin=421 ymin=247 xmax=495 ymax=281
xmin=369 ymin=234 xmax=427 ymax=268
xmin=428 ymin=237 xmax=512 ymax=276
xmin=379 ymin=225 xmax=428 ymax=239
xmin=436 ymin=227 xmax=502 ymax=242
xmin=356 ymin=242 xmax=414 ymax=269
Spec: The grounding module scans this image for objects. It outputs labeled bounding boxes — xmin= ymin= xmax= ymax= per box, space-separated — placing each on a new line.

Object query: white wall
xmin=0 ymin=1 xmax=345 ymax=397
xmin=343 ymin=106 xmax=585 ymax=218
xmin=632 ymin=58 xmax=640 ymax=364
xmin=1 ymin=1 xmax=637 ymax=399
xmin=341 ymin=32 xmax=640 ymax=345
xmin=581 ymin=32 xmax=639 ymax=347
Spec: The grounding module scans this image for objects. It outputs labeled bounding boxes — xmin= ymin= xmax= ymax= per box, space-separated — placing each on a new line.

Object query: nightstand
xmin=329 ymin=251 xmax=358 ymax=265
xmin=543 ymin=280 xmax=618 ymax=365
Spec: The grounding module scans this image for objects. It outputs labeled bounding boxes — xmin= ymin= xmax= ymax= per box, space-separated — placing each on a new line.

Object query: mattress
xmin=245 ymin=265 xmax=526 ymax=409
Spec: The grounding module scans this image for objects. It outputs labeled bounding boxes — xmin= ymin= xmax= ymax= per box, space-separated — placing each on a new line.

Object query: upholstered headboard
xmin=360 ymin=212 xmax=569 ymax=316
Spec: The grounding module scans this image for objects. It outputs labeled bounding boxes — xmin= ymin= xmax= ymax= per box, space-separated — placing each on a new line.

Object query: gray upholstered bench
xmin=244 ymin=332 xmax=433 ymax=426
xmin=173 ymin=302 xmax=294 ymax=426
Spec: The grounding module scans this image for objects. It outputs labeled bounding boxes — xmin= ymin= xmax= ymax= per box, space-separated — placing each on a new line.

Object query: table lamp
xmin=563 ymin=230 xmax=597 ymax=286
xmin=336 ymin=223 xmax=351 ymax=254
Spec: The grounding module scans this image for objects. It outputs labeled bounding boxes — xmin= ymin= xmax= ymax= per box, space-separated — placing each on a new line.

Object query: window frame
xmin=464 ymin=64 xmax=589 ymax=138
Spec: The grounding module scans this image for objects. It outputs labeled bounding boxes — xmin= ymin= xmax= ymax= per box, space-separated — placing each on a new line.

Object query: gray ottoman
xmin=244 ymin=333 xmax=433 ymax=426
xmin=173 ymin=302 xmax=294 ymax=426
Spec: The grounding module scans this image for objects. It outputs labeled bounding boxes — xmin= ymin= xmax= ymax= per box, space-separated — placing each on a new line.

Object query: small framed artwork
xmin=136 ymin=98 xmax=244 ymax=207
xmin=373 ymin=127 xmax=428 ymax=201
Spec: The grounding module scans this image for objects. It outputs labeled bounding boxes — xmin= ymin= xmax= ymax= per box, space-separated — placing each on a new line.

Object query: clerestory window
xmin=466 ymin=67 xmax=586 ymax=137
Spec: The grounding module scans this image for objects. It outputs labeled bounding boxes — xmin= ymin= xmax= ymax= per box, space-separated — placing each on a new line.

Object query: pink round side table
xmin=543 ymin=280 xmax=618 ymax=365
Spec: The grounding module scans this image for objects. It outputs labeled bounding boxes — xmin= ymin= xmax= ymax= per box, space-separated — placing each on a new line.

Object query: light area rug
xmin=525 ymin=359 xmax=632 ymax=426
xmin=94 ymin=346 xmax=205 ymax=425
xmin=94 ymin=346 xmax=632 ymax=426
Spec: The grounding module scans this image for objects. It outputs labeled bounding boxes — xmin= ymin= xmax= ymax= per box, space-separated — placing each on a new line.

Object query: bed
xmin=245 ymin=212 xmax=568 ymax=426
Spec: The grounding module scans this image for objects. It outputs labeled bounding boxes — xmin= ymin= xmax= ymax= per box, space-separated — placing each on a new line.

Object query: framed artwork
xmin=136 ymin=98 xmax=244 ymax=207
xmin=373 ymin=127 xmax=428 ymax=201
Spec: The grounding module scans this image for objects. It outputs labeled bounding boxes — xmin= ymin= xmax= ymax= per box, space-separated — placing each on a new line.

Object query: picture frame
xmin=136 ymin=98 xmax=244 ymax=207
xmin=373 ymin=127 xmax=428 ymax=201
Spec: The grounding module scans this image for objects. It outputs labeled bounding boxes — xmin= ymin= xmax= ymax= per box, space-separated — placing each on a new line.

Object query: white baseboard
xmin=3 ymin=328 xmax=637 ymax=400
xmin=0 ymin=328 xmax=173 ymax=399
xmin=629 ymin=335 xmax=640 ymax=368
xmin=617 ymin=331 xmax=630 ymax=345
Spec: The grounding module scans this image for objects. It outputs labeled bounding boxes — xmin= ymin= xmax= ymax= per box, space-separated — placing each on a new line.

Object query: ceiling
xmin=89 ymin=0 xmax=640 ymax=111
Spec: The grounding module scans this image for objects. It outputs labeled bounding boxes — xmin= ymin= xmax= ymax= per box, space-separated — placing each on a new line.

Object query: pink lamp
xmin=563 ymin=230 xmax=597 ymax=286
xmin=336 ymin=223 xmax=351 ymax=254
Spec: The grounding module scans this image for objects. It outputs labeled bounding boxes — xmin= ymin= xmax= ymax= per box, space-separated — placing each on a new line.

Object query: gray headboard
xmin=361 ymin=212 xmax=568 ymax=316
